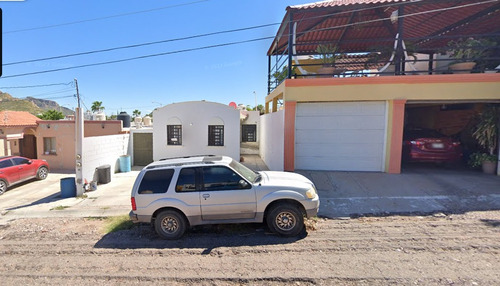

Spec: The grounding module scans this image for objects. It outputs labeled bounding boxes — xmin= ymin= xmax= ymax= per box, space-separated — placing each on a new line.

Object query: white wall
xmin=259 ymin=110 xmax=284 ymax=171
xmin=82 ymin=134 xmax=130 ymax=183
xmin=153 ymin=101 xmax=240 ymax=161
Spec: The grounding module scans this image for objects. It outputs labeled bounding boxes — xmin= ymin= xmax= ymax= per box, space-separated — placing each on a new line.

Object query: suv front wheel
xmin=154 ymin=210 xmax=187 ymax=240
xmin=266 ymin=203 xmax=304 ymax=237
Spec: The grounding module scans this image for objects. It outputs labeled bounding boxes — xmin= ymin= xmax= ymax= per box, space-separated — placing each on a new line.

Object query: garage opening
xmin=402 ymin=102 xmax=500 ymax=173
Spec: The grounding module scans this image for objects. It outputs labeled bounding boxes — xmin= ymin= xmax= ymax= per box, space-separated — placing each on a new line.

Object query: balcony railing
xmin=267 ymin=33 xmax=500 ymax=94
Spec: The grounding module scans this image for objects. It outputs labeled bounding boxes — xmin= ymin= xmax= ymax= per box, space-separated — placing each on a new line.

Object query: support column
xmin=387 ymin=99 xmax=406 ymax=174
xmin=284 ymin=101 xmax=296 ymax=171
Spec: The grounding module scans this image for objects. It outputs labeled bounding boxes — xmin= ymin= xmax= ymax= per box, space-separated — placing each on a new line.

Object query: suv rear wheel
xmin=266 ymin=203 xmax=304 ymax=237
xmin=154 ymin=210 xmax=187 ymax=240
xmin=0 ymin=180 xmax=7 ymax=195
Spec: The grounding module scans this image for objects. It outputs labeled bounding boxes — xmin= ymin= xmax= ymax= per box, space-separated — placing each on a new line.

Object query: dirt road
xmin=0 ymin=211 xmax=499 ymax=285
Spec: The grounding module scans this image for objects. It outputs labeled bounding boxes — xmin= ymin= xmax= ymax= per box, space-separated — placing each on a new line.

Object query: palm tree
xmin=133 ymin=109 xmax=141 ymax=118
xmin=91 ymin=101 xmax=104 ymax=112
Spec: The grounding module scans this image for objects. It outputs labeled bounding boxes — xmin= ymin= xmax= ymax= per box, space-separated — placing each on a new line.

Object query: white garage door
xmin=295 ymin=102 xmax=387 ymax=171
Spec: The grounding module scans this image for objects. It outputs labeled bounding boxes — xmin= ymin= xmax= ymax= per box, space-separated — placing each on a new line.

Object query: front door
xmin=199 ymin=166 xmax=256 ymax=220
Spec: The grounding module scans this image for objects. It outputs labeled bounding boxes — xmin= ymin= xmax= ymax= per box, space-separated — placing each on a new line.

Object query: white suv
xmin=129 ymin=155 xmax=319 ymax=239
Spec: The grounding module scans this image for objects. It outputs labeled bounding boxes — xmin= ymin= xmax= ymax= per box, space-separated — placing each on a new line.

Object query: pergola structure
xmin=267 ymin=0 xmax=500 ymax=93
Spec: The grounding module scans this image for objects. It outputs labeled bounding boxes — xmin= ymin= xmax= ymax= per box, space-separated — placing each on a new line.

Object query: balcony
xmin=266 ymin=0 xmax=500 ymax=95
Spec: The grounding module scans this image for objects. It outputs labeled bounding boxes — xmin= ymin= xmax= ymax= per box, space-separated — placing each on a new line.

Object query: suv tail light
xmin=131 ymin=197 xmax=137 ymax=211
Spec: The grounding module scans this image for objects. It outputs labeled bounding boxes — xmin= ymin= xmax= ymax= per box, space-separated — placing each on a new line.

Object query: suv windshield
xmin=229 ymin=159 xmax=259 ymax=183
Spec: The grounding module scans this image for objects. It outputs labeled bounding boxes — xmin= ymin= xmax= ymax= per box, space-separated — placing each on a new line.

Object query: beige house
xmin=0 ymin=111 xmax=39 ymax=158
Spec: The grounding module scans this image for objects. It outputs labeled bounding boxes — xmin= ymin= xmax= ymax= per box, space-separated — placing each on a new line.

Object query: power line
xmin=1 ymin=36 xmax=274 ymax=79
xmin=4 ymin=23 xmax=280 ymax=66
xmin=3 ymin=0 xmax=209 ymax=34
xmin=0 ymin=82 xmax=73 ymax=89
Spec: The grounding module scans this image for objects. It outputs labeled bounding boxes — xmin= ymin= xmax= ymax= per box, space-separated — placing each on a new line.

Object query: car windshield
xmin=229 ymin=159 xmax=259 ymax=183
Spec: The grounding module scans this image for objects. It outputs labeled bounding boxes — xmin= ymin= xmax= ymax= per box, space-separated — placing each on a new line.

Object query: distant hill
xmin=0 ymin=91 xmax=74 ymax=116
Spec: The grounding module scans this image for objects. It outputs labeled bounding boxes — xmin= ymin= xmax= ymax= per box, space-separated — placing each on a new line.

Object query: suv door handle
xmin=202 ymin=193 xmax=210 ymax=200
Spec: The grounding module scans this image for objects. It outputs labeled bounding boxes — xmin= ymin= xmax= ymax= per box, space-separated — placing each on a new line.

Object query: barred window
xmin=167 ymin=125 xmax=182 ymax=145
xmin=208 ymin=125 xmax=224 ymax=146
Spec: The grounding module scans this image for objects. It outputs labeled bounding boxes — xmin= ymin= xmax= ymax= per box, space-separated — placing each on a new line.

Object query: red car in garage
xmin=402 ymin=129 xmax=463 ymax=163
xmin=0 ymin=156 xmax=49 ymax=195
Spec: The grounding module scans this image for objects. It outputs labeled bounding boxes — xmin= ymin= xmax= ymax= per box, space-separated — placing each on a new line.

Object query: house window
xmin=208 ymin=125 xmax=224 ymax=146
xmin=242 ymin=124 xmax=257 ymax=142
xmin=167 ymin=125 xmax=182 ymax=145
xmin=43 ymin=137 xmax=57 ymax=155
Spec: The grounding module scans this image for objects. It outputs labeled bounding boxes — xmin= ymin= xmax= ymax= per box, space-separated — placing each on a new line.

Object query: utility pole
xmin=74 ymin=78 xmax=84 ymax=196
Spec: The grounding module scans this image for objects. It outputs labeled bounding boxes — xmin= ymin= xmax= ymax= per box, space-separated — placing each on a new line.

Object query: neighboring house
xmin=34 ymin=120 xmax=129 ymax=182
xmin=0 ymin=111 xmax=39 ymax=158
xmin=240 ymin=109 xmax=260 ymax=155
xmin=263 ymin=0 xmax=500 ymax=174
xmin=153 ymin=101 xmax=240 ymax=161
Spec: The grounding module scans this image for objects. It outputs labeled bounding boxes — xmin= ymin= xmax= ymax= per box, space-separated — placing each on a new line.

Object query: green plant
xmin=468 ymin=152 xmax=497 ymax=168
xmin=39 ymin=109 xmax=64 ymax=120
xmin=447 ymin=37 xmax=496 ymax=63
xmin=102 ymin=215 xmax=134 ymax=234
xmin=50 ymin=205 xmax=70 ymax=211
xmin=271 ymin=65 xmax=296 ymax=83
xmin=316 ymin=44 xmax=341 ymax=66
xmin=472 ymin=105 xmax=499 ymax=156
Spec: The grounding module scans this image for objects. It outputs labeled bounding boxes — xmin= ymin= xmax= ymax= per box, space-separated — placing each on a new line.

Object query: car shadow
xmin=94 ymin=223 xmax=307 ymax=252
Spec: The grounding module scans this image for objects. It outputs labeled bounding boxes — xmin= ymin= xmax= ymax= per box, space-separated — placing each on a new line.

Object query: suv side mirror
xmin=239 ymin=179 xmax=249 ymax=189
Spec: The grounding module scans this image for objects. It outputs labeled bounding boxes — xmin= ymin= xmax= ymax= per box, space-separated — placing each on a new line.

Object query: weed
xmin=102 ymin=215 xmax=134 ymax=234
xmin=50 ymin=205 xmax=70 ymax=211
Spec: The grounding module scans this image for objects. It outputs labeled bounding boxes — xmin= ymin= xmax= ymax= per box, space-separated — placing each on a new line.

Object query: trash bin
xmin=60 ymin=177 xmax=76 ymax=198
xmin=96 ymin=164 xmax=111 ymax=184
xmin=119 ymin=155 xmax=131 ymax=173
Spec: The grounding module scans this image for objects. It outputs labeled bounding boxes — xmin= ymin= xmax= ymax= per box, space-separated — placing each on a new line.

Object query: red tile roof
xmin=0 ymin=111 xmax=40 ymax=127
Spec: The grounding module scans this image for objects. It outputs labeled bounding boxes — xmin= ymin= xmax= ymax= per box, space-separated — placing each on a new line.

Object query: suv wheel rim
xmin=0 ymin=181 xmax=5 ymax=195
xmin=275 ymin=211 xmax=296 ymax=231
xmin=161 ymin=216 xmax=178 ymax=233
xmin=39 ymin=168 xmax=48 ymax=179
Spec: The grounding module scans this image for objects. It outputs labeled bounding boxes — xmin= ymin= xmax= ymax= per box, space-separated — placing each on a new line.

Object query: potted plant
xmin=469 ymin=105 xmax=499 ymax=174
xmin=447 ymin=37 xmax=495 ymax=73
xmin=316 ymin=44 xmax=343 ymax=77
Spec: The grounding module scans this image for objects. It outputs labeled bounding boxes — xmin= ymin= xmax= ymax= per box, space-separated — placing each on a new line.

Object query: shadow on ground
xmin=94 ymin=223 xmax=307 ymax=252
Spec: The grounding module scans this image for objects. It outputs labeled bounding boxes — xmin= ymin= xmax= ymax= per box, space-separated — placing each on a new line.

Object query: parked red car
xmin=402 ymin=129 xmax=463 ymax=163
xmin=0 ymin=156 xmax=49 ymax=195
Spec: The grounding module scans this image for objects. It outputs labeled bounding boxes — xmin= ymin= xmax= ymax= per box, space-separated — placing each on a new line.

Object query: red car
xmin=402 ymin=129 xmax=463 ymax=163
xmin=0 ymin=156 xmax=49 ymax=195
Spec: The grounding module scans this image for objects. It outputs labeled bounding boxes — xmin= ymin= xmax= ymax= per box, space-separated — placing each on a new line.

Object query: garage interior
xmin=402 ymin=101 xmax=500 ymax=171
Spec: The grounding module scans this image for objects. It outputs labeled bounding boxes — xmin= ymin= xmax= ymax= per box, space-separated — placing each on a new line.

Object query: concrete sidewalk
xmin=1 ymin=155 xmax=499 ymax=224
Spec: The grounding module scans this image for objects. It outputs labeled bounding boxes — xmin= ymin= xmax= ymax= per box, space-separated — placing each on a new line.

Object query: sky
xmin=0 ymin=0 xmax=314 ymax=116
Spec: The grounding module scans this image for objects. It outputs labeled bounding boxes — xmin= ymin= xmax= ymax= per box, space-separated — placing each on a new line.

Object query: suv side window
xmin=0 ymin=159 xmax=14 ymax=169
xmin=202 ymin=166 xmax=249 ymax=191
xmin=12 ymin=157 xmax=30 ymax=165
xmin=176 ymin=167 xmax=198 ymax=192
xmin=138 ymin=169 xmax=174 ymax=194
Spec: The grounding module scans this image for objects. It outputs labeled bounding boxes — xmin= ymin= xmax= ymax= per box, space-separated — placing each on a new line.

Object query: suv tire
xmin=266 ymin=203 xmax=304 ymax=237
xmin=36 ymin=166 xmax=49 ymax=180
xmin=154 ymin=210 xmax=187 ymax=240
xmin=0 ymin=180 xmax=7 ymax=195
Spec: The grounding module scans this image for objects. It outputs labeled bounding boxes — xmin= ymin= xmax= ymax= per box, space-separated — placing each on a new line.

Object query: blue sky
xmin=0 ymin=0 xmax=312 ymax=116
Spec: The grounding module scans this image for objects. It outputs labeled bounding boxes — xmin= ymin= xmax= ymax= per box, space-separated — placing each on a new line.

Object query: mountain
xmin=0 ymin=91 xmax=74 ymax=116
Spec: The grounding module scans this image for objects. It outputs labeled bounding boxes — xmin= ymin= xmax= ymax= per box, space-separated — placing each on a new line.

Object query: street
xmin=0 ymin=211 xmax=498 ymax=285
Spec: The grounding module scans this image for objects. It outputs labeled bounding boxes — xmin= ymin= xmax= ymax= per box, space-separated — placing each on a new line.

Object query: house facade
xmin=0 ymin=111 xmax=39 ymax=158
xmin=262 ymin=0 xmax=500 ymax=174
xmin=153 ymin=101 xmax=240 ymax=161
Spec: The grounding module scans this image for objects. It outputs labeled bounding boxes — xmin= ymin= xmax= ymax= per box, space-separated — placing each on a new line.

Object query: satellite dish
xmin=229 ymin=102 xmax=237 ymax=109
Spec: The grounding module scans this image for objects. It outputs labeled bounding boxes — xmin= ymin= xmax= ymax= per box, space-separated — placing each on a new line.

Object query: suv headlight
xmin=305 ymin=187 xmax=317 ymax=199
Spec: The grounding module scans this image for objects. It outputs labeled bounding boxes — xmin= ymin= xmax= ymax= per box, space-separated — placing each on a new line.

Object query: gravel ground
xmin=0 ymin=211 xmax=499 ymax=285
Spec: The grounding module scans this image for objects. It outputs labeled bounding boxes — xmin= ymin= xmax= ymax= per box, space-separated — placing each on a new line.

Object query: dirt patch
xmin=0 ymin=212 xmax=499 ymax=285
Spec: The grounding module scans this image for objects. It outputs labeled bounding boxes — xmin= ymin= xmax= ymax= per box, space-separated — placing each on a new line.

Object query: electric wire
xmin=0 ymin=82 xmax=73 ymax=89
xmin=4 ymin=23 xmax=280 ymax=66
xmin=3 ymin=0 xmax=209 ymax=34
xmin=1 ymin=36 xmax=274 ymax=79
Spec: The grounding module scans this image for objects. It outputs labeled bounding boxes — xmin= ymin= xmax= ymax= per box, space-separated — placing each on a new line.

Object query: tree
xmin=254 ymin=104 xmax=264 ymax=114
xmin=91 ymin=101 xmax=104 ymax=112
xmin=39 ymin=109 xmax=64 ymax=120
xmin=132 ymin=109 xmax=141 ymax=118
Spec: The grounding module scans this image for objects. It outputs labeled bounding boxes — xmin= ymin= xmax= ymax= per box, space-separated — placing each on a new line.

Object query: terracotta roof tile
xmin=0 ymin=111 xmax=40 ymax=127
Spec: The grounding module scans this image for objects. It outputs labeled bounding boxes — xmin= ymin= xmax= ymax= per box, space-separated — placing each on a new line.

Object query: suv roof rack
xmin=159 ymin=154 xmax=217 ymax=161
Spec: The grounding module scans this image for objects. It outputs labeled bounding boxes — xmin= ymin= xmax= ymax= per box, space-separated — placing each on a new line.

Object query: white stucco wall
xmin=260 ymin=110 xmax=284 ymax=171
xmin=153 ymin=101 xmax=240 ymax=161
xmin=82 ymin=134 xmax=130 ymax=183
